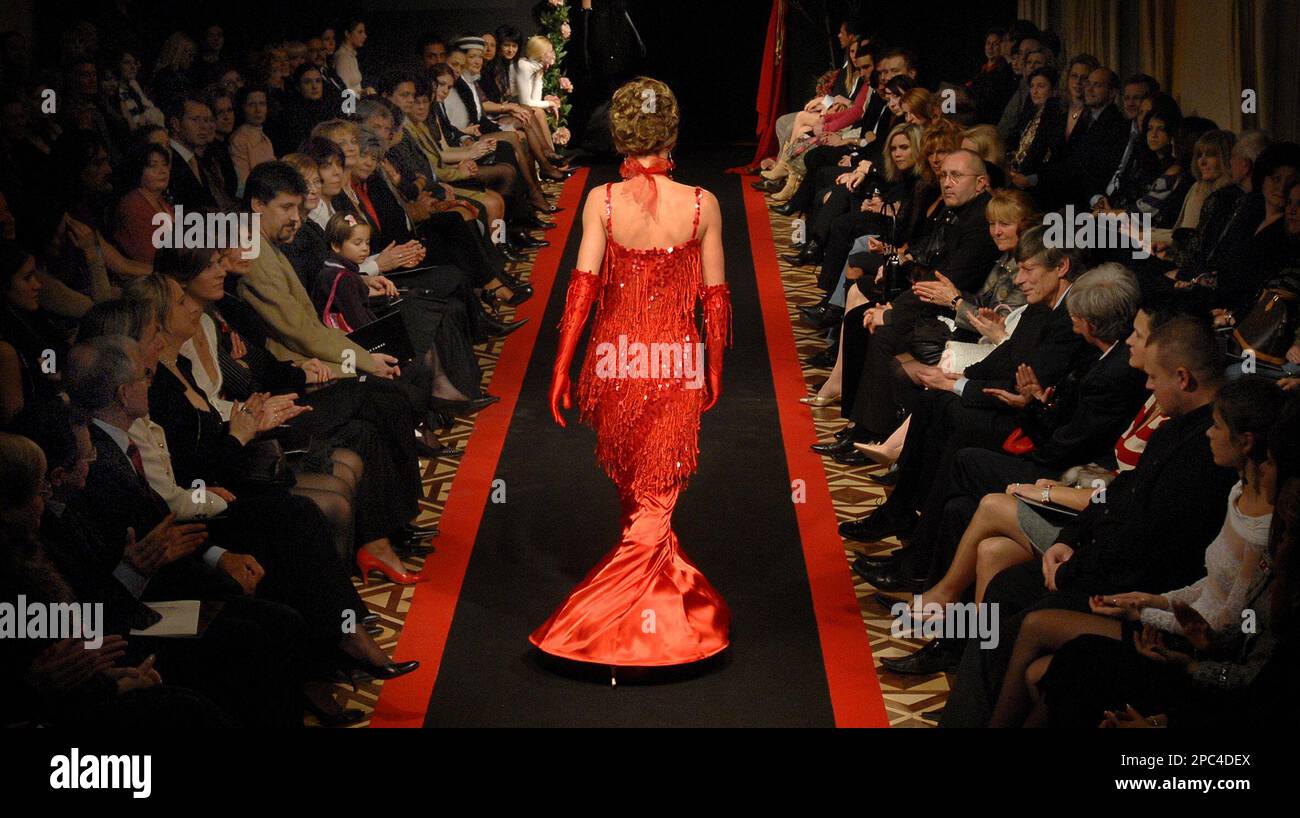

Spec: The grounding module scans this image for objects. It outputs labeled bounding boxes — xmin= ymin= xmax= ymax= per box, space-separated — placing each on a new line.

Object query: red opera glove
xmin=550 ymin=269 xmax=601 ymax=427
xmin=700 ymin=282 xmax=732 ymax=413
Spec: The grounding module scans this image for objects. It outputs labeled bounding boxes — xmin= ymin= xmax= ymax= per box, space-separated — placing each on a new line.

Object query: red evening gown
xmin=530 ymin=179 xmax=732 ymax=667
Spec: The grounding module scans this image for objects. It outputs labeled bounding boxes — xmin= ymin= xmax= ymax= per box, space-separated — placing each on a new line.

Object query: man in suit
xmin=164 ymin=94 xmax=220 ymax=211
xmin=941 ymin=316 xmax=1236 ymax=726
xmin=839 ymin=225 xmax=1093 ymax=564
xmin=1089 ymin=73 xmax=1161 ymax=212
xmin=1033 ymin=68 xmax=1130 ymax=210
xmin=817 ymin=150 xmax=1002 ymax=455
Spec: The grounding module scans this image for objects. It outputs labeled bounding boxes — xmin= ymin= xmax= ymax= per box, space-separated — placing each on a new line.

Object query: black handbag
xmin=909 ymin=316 xmax=952 ymax=365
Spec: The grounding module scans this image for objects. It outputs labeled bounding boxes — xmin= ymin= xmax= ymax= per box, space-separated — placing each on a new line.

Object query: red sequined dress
xmin=530 ymin=177 xmax=733 ymax=667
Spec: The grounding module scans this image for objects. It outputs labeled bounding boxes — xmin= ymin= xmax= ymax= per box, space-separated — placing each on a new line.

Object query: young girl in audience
xmin=989 ymin=376 xmax=1289 ymax=727
xmin=314 ymin=213 xmax=378 ymax=332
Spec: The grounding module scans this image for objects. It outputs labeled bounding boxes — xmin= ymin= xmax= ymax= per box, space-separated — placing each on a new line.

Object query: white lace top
xmin=1142 ymin=480 xmax=1272 ymax=633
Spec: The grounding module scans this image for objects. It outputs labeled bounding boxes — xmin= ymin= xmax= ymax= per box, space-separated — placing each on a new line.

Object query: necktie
xmin=126 ymin=441 xmax=171 ymax=516
xmin=1107 ymin=127 xmax=1140 ymax=198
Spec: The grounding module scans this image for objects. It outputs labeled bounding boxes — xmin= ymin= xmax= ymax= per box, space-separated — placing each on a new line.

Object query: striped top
xmin=1115 ymin=393 xmax=1167 ymax=472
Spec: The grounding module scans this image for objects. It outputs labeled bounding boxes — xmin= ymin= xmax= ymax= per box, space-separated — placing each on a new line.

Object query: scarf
xmin=618 ymin=156 xmax=674 ymax=221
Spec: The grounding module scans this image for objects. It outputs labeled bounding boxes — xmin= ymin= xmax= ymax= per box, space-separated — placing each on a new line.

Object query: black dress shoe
xmin=414 ymin=439 xmax=464 ymax=459
xmin=833 ymin=425 xmax=856 ymax=442
xmin=851 ymin=558 xmax=925 ymax=592
xmin=771 ymin=201 xmax=801 ymax=217
xmin=833 ymin=449 xmax=873 ymax=466
xmin=751 ymin=180 xmax=770 ymax=191
xmin=780 ymin=252 xmax=810 ymax=266
xmin=880 ymin=640 xmax=962 ymax=676
xmin=499 ymin=245 xmax=528 ymax=263
xmin=811 ymin=436 xmax=858 ymax=457
xmin=431 ymin=394 xmax=501 ymax=415
xmin=799 ymin=304 xmax=844 ymax=330
xmin=839 ymin=511 xmax=907 ymax=543
xmin=362 ymin=660 xmax=421 ymax=680
xmin=855 ymin=553 xmax=899 ymax=569
xmin=806 ymin=344 xmax=839 ymax=369
xmin=509 ymin=230 xmax=547 ymax=248
xmin=867 ymin=464 xmax=899 ymax=486
xmin=521 ymin=215 xmax=557 ymax=230
xmin=484 ymin=316 xmax=528 ymax=338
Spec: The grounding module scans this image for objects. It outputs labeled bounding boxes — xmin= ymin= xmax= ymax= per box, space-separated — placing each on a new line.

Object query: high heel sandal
xmin=799 ymin=393 xmax=840 ymax=407
xmin=356 ymin=549 xmax=420 ymax=586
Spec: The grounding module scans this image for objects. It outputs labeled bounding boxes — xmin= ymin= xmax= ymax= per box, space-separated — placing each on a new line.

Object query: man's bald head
xmin=939 ymin=149 xmax=989 ymax=207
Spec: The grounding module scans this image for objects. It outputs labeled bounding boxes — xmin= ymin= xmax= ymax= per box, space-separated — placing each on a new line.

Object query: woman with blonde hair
xmin=509 ymin=36 xmax=573 ymax=173
xmin=534 ymin=77 xmax=733 ymax=675
xmin=151 ymin=32 xmax=196 ymax=104
xmin=962 ymin=124 xmax=1006 ymax=187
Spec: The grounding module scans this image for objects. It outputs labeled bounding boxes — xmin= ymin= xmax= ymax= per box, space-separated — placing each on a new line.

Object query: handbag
xmin=321 ymin=270 xmax=355 ymax=333
xmin=1233 ymin=285 xmax=1299 ymax=365
xmin=909 ymin=317 xmax=952 ymax=365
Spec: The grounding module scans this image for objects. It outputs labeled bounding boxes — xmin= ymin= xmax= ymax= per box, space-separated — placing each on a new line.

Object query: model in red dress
xmin=532 ymin=153 xmax=733 ymax=669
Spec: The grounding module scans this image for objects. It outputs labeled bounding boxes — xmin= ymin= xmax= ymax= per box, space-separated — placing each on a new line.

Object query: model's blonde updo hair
xmin=610 ymin=77 xmax=679 ymax=157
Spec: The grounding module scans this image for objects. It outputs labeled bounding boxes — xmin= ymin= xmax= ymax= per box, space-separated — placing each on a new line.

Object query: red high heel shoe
xmin=357 ymin=549 xmax=420 ymax=586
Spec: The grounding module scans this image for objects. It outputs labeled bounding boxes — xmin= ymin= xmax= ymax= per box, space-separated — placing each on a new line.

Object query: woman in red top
xmin=113 ymin=143 xmax=172 ymax=264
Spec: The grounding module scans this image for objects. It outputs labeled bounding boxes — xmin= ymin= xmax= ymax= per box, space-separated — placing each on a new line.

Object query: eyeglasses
xmin=938 ymin=171 xmax=984 ymax=182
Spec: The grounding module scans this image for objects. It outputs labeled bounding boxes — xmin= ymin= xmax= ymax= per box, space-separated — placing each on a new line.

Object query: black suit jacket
xmin=1019 ymin=341 xmax=1150 ymax=469
xmin=960 ymin=292 xmax=1094 ymax=409
xmin=1054 ymin=402 xmax=1238 ymax=595
xmin=167 ymin=146 xmax=218 ymax=211
xmin=1036 ymin=103 xmax=1130 ymax=209
xmin=910 ymin=191 xmax=1001 ymax=294
xmin=72 ymin=423 xmax=168 ymax=576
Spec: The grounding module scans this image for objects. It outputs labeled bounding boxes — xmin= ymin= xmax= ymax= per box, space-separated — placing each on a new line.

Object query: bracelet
xmin=950 ymin=295 xmax=961 ymax=309
xmin=1041 ymin=485 xmax=1052 ymax=504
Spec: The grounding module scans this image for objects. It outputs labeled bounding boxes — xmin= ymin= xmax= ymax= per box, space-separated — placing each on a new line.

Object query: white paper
xmin=130 ymin=600 xmax=202 ymax=637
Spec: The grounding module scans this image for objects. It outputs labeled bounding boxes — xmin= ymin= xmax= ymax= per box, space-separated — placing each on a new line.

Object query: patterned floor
xmin=762 ymin=195 xmax=949 ymax=728
xmin=329 ymin=174 xmax=949 ymax=727
xmin=318 ymin=183 xmax=550 ymax=727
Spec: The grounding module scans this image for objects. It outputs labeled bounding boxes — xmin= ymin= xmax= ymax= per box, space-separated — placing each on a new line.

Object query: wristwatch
xmin=950 ymin=295 xmax=961 ymax=309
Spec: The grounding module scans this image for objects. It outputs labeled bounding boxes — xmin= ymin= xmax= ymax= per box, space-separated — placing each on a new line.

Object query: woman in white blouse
xmin=332 ymin=18 xmax=367 ymax=94
xmin=512 ymin=36 xmax=566 ymax=162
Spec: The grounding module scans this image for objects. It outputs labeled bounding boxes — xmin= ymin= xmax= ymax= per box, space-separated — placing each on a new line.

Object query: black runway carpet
xmin=421 ymin=150 xmax=838 ymax=726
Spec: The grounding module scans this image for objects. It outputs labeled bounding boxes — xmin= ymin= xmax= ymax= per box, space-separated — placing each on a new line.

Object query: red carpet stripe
xmin=370 ymin=169 xmax=591 ymax=728
xmin=742 ymin=179 xmax=890 ymax=727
